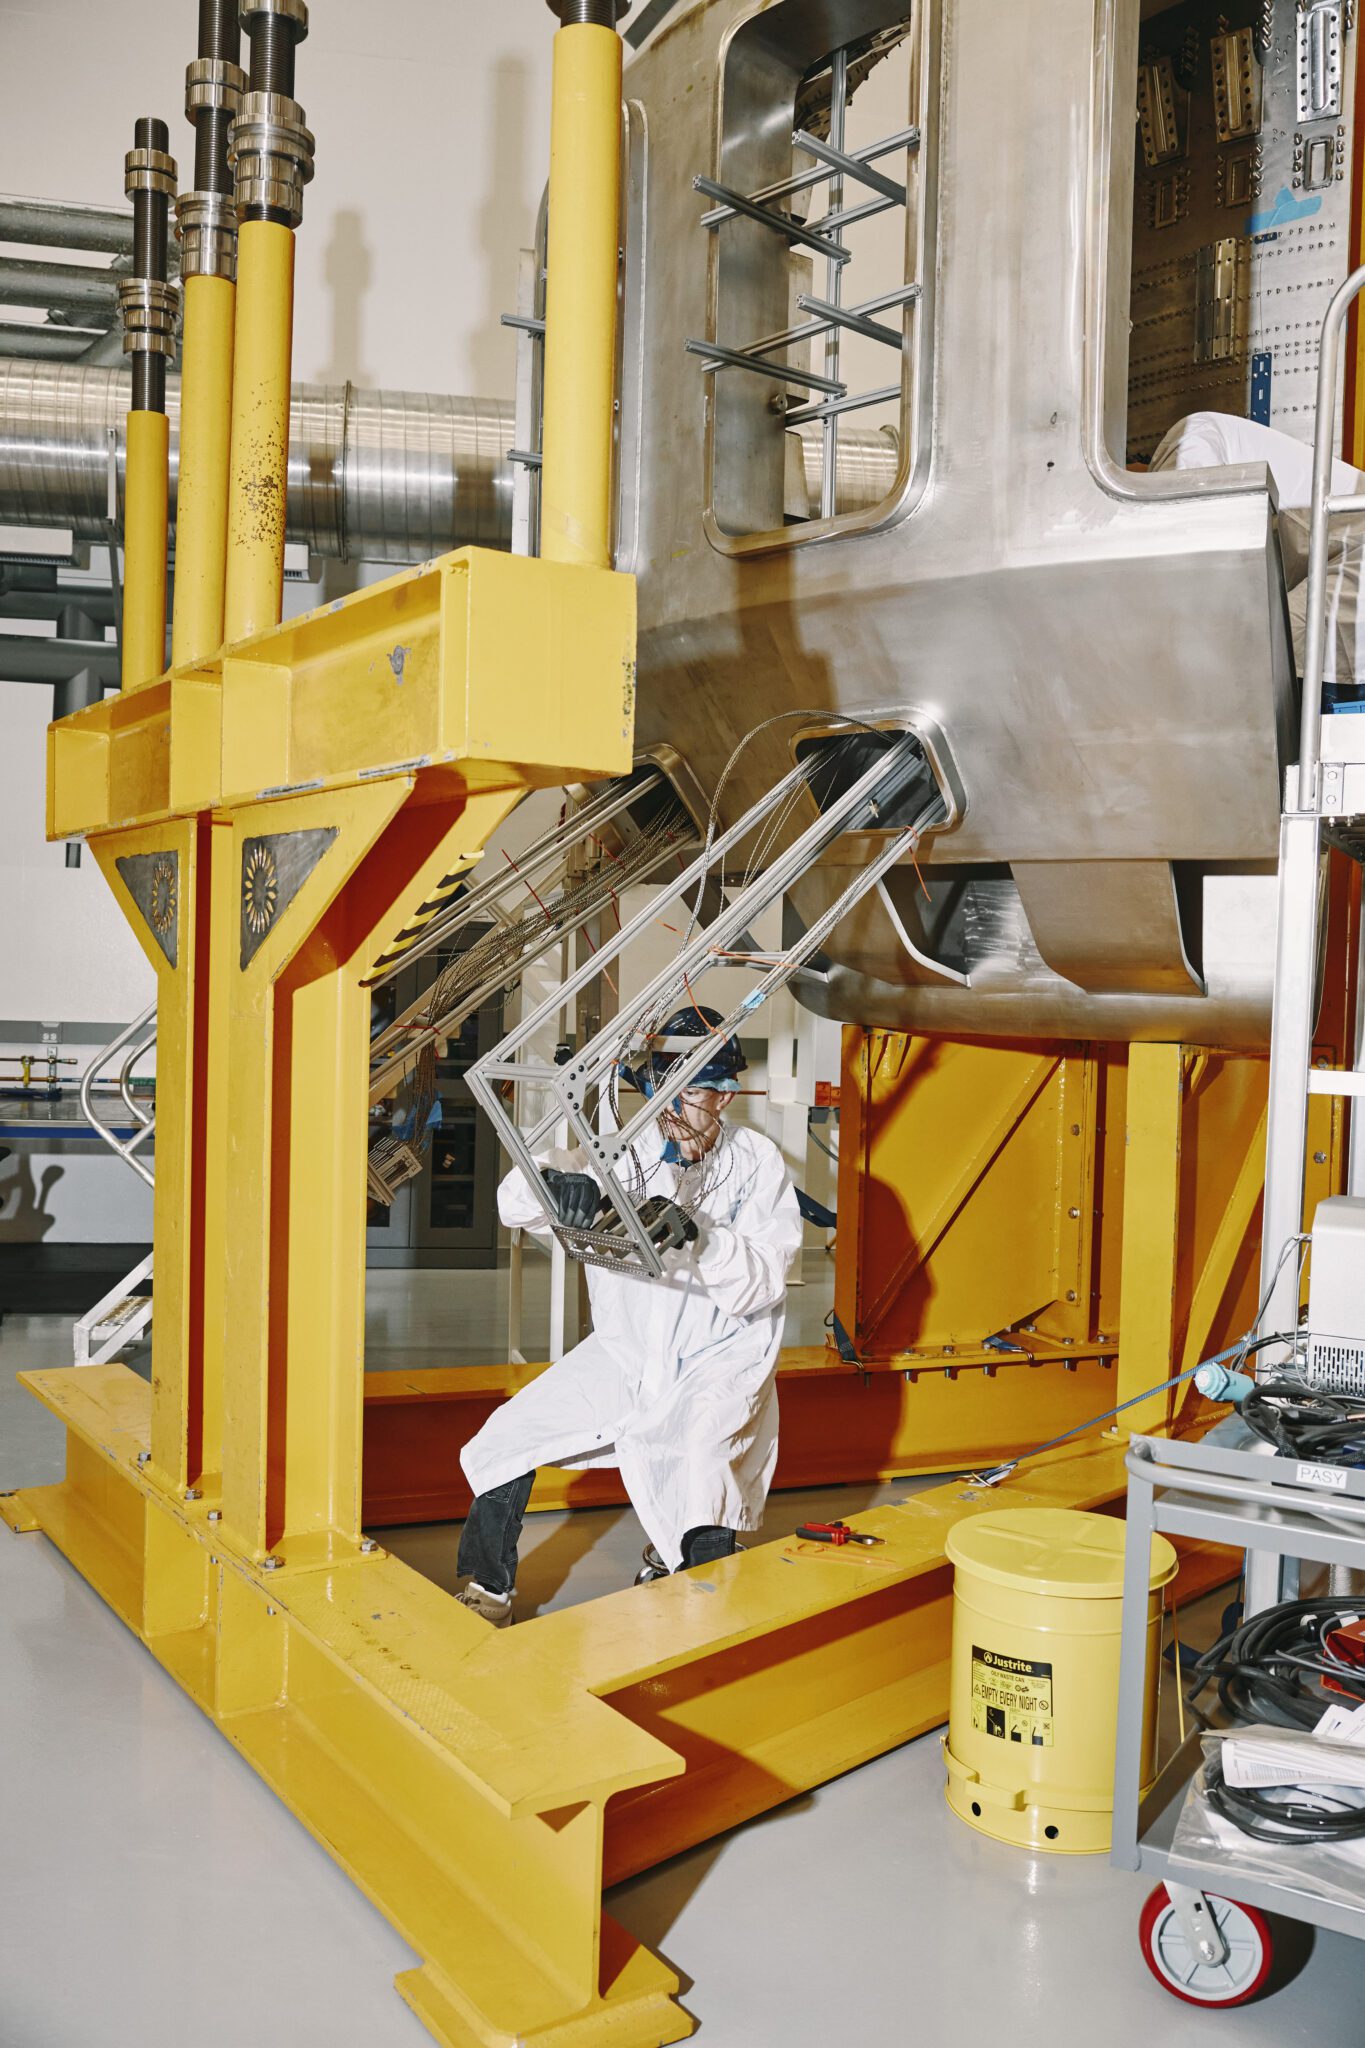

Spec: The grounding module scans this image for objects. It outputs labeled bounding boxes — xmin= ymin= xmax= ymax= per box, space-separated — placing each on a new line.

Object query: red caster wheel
xmin=1138 ymin=1884 xmax=1275 ymax=2007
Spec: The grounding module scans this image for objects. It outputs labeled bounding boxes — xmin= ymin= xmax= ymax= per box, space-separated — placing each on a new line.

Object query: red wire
xmin=501 ymin=849 xmax=618 ymax=995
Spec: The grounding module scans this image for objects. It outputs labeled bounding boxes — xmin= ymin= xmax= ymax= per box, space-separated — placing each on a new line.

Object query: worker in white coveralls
xmin=456 ymin=1005 xmax=803 ymax=1626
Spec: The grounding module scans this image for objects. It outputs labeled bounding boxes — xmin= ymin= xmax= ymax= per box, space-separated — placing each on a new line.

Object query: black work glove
xmin=638 ymin=1195 xmax=699 ymax=1251
xmin=541 ymin=1167 xmax=603 ymax=1231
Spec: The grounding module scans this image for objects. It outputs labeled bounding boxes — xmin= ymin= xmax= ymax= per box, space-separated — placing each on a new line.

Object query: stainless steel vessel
xmin=614 ymin=0 xmax=1354 ymax=1043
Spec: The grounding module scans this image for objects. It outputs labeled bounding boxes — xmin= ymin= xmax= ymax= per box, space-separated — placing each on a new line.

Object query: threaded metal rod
xmin=249 ymin=10 xmax=297 ymax=95
xmin=556 ymin=1 xmax=620 ymax=23
xmin=131 ymin=116 xmax=171 ymax=412
xmin=194 ymin=0 xmax=242 ymax=189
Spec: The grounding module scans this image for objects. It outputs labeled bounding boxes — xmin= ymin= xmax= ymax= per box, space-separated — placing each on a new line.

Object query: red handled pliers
xmin=795 ymin=1520 xmax=885 ymax=1547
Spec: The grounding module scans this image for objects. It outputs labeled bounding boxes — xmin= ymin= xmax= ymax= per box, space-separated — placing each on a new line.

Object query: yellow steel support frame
xmin=121 ymin=408 xmax=170 ymax=690
xmin=14 ymin=538 xmax=1153 ymax=2048
xmin=833 ymin=1026 xmax=1348 ymax=1455
xmin=1116 ymin=1041 xmax=1186 ymax=1433
xmin=171 ymin=271 xmax=235 ymax=665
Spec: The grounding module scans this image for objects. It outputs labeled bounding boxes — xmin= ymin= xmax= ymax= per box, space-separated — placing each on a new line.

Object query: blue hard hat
xmin=624 ymin=1003 xmax=747 ymax=1093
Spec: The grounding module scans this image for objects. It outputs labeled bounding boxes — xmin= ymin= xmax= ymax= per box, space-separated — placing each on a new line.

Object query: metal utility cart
xmin=1112 ymin=1431 xmax=1365 ymax=2007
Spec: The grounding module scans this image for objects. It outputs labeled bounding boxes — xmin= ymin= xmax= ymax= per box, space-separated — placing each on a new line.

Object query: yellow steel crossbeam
xmin=9 ymin=1357 xmax=1137 ymax=2047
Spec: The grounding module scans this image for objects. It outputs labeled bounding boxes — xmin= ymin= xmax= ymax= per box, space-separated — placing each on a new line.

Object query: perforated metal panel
xmin=1128 ymin=0 xmax=1356 ymax=462
xmin=1305 ymin=1333 xmax=1365 ymax=1394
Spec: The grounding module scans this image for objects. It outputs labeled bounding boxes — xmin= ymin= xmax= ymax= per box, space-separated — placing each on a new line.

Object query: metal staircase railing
xmin=72 ymin=1001 xmax=158 ymax=1364
xmin=79 ymin=1002 xmax=157 ymax=1189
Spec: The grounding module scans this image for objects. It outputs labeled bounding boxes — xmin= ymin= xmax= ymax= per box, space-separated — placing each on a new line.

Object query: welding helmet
xmin=621 ymin=1004 xmax=747 ymax=1097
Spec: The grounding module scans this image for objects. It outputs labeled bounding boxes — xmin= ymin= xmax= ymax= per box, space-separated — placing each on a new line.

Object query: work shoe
xmin=456 ymin=1581 xmax=514 ymax=1627
xmin=634 ymin=1544 xmax=669 ymax=1585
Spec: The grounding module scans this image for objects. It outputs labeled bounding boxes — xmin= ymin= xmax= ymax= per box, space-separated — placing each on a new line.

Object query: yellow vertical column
xmin=118 ymin=121 xmax=179 ymax=691
xmin=223 ymin=219 xmax=296 ymax=642
xmin=93 ymin=822 xmax=200 ymax=1490
xmin=196 ymin=815 xmax=237 ymax=1492
xmin=539 ymin=9 xmax=623 ymax=569
xmin=172 ymin=272 xmax=236 ymax=663
xmin=273 ymin=790 xmax=525 ymax=1547
xmin=216 ymin=782 xmax=408 ymax=1559
xmin=122 ymin=412 xmax=172 ymax=689
xmin=1116 ymin=1042 xmax=1186 ymax=1435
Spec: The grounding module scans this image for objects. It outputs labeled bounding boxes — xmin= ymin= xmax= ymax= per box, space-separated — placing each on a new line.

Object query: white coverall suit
xmin=460 ymin=1120 xmax=803 ymax=1572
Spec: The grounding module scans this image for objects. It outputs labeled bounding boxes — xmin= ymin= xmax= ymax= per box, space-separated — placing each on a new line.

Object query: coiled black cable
xmin=1240 ymin=1381 xmax=1365 ymax=1466
xmin=1204 ymin=1749 xmax=1365 ymax=1842
xmin=1190 ymin=1597 xmax=1365 ymax=1845
xmin=1188 ymin=1598 xmax=1365 ymax=1732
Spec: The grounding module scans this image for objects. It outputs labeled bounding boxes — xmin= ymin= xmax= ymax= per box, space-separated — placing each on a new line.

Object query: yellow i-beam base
xmin=7 ymin=1353 xmax=1143 ymax=2046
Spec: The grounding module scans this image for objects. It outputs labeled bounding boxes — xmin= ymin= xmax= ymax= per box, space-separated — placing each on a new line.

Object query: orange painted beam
xmin=360 ymin=1344 xmax=1126 ymax=1527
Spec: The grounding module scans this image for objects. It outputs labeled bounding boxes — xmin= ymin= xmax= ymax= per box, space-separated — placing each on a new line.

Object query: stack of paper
xmin=1218 ymin=1707 xmax=1365 ymax=1791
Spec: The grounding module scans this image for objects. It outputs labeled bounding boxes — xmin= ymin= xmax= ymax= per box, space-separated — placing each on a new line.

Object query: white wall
xmin=0 ymin=677 xmax=157 ymax=1023
xmin=0 ymin=0 xmax=553 ymax=396
xmin=0 ymin=0 xmax=556 ymax=1044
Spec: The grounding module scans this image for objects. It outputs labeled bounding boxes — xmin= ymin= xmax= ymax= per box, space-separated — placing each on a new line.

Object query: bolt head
xmin=1314 ymin=1150 xmax=1328 ymax=1165
xmin=207 ymin=1509 xmax=222 ymax=1522
xmin=136 ymin=1449 xmax=151 ymax=1466
xmin=1066 ymin=1289 xmax=1077 ymax=1303
xmin=359 ymin=1537 xmax=378 ymax=1554
xmin=1068 ymin=1207 xmax=1080 ymax=1219
xmin=262 ymin=1555 xmax=282 ymax=1571
xmin=184 ymin=1487 xmax=201 ymax=1501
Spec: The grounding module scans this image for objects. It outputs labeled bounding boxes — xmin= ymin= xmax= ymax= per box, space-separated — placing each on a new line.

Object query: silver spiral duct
xmin=0 ymin=358 xmax=899 ymax=564
xmin=0 ymin=360 xmax=514 ymax=561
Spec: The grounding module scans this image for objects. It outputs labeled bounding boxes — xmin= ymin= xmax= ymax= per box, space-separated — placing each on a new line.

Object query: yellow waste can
xmin=943 ymin=1507 xmax=1177 ymax=1855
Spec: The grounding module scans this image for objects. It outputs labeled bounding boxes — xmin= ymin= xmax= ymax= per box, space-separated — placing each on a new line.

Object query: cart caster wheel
xmin=1138 ymin=1885 xmax=1275 ymax=2007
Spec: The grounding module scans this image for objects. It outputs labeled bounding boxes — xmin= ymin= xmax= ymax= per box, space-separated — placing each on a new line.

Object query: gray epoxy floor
xmin=2 ymin=1265 xmax=1361 ymax=2045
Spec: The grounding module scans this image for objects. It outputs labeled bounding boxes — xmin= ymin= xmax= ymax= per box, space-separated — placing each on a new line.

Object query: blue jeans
xmin=457 ymin=1470 xmax=534 ymax=1596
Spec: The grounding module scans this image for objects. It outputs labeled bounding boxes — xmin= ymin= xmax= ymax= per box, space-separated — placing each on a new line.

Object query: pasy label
xmin=1295 ymin=1462 xmax=1349 ymax=1490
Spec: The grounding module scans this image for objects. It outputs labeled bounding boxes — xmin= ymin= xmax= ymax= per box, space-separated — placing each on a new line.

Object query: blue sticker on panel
xmin=1247 ymin=187 xmax=1322 ymax=234
xmin=1251 ymin=351 xmax=1272 ymax=426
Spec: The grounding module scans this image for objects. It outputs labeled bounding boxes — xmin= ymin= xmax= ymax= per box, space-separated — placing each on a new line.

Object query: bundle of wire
xmin=1189 ymin=1598 xmax=1365 ymax=1843
xmin=1240 ymin=1382 xmax=1365 ymax=1466
xmin=1202 ymin=1752 xmax=1365 ymax=1843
